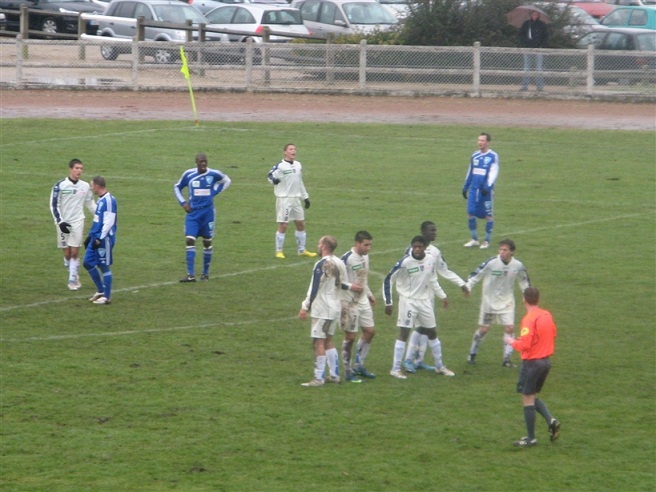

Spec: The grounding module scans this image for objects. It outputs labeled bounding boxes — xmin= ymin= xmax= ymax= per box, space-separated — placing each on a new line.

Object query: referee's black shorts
xmin=516 ymin=357 xmax=551 ymax=395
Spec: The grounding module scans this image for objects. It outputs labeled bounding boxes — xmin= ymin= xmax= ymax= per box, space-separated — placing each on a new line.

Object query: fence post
xmin=197 ymin=23 xmax=206 ymax=77
xmin=263 ymin=26 xmax=270 ymax=86
xmin=245 ymin=37 xmax=253 ymax=88
xmin=19 ymin=5 xmax=29 ymax=59
xmin=77 ymin=15 xmax=86 ymax=60
xmin=359 ymin=39 xmax=366 ymax=91
xmin=136 ymin=17 xmax=145 ymax=62
xmin=16 ymin=35 xmax=24 ymax=88
xmin=131 ymin=37 xmax=139 ymax=89
xmin=472 ymin=41 xmax=480 ymax=96
xmin=325 ymin=34 xmax=334 ymax=85
xmin=586 ymin=44 xmax=594 ymax=96
xmin=185 ymin=19 xmax=192 ymax=42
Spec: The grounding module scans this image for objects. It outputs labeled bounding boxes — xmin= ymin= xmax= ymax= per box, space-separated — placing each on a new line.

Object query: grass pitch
xmin=1 ymin=119 xmax=654 ymax=491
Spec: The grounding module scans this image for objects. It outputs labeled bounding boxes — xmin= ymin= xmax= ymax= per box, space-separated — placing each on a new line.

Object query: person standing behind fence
xmin=519 ymin=10 xmax=549 ymax=91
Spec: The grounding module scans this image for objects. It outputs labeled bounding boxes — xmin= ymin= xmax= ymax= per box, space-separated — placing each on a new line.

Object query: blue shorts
xmin=84 ymin=237 xmax=115 ymax=267
xmin=185 ymin=207 xmax=215 ymax=239
xmin=467 ymin=189 xmax=493 ymax=219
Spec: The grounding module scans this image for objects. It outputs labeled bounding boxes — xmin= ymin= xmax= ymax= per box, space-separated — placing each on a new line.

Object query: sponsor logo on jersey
xmin=207 ymin=176 xmax=214 ymax=185
xmin=408 ymin=267 xmax=420 ymax=274
xmin=352 ymin=264 xmax=363 ymax=271
xmin=194 ymin=189 xmax=211 ymax=196
xmin=473 ymin=167 xmax=487 ymax=175
xmin=491 ymin=270 xmax=502 ymax=276
xmin=283 ymin=169 xmax=295 ymax=175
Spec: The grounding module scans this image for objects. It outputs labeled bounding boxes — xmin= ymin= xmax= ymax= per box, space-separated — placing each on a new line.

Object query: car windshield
xmin=376 ymin=0 xmax=410 ymax=4
xmin=342 ymin=2 xmax=398 ymax=24
xmin=262 ymin=9 xmax=303 ymax=24
xmin=41 ymin=0 xmax=93 ymax=3
xmin=569 ymin=6 xmax=599 ymax=24
xmin=153 ymin=4 xmax=208 ymax=23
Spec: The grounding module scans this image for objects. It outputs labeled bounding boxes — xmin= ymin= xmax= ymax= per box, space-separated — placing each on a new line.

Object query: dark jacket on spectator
xmin=519 ymin=16 xmax=549 ymax=48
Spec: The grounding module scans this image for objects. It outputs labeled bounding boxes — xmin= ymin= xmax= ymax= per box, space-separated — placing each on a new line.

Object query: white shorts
xmin=310 ymin=317 xmax=339 ymax=339
xmin=276 ymin=196 xmax=305 ymax=223
xmin=55 ymin=220 xmax=84 ymax=249
xmin=397 ymin=297 xmax=436 ymax=329
xmin=340 ymin=301 xmax=375 ymax=333
xmin=479 ymin=309 xmax=514 ymax=327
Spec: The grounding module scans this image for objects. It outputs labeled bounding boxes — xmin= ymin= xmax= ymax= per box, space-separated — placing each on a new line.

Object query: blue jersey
xmin=462 ymin=149 xmax=499 ymax=194
xmin=89 ymin=192 xmax=117 ymax=244
xmin=174 ymin=167 xmax=231 ymax=210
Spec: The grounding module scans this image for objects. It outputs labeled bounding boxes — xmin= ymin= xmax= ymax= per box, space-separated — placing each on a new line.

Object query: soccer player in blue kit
xmin=84 ymin=176 xmax=117 ymax=305
xmin=174 ymin=152 xmax=232 ymax=282
xmin=462 ymin=132 xmax=499 ymax=250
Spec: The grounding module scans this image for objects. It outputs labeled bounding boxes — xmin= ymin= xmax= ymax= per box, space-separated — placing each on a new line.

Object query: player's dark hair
xmin=355 ymin=230 xmax=372 ymax=242
xmin=284 ymin=143 xmax=294 ymax=151
xmin=69 ymin=158 xmax=82 ymax=168
xmin=480 ymin=132 xmax=491 ymax=142
xmin=524 ymin=287 xmax=540 ymax=305
xmin=499 ymin=238 xmax=516 ymax=251
xmin=420 ymin=221 xmax=435 ymax=233
xmin=411 ymin=235 xmax=428 ymax=246
xmin=196 ymin=152 xmax=208 ymax=163
xmin=92 ymin=176 xmax=106 ymax=188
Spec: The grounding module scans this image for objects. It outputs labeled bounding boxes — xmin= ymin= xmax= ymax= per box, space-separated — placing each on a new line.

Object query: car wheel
xmin=154 ymin=48 xmax=175 ymax=64
xmin=100 ymin=44 xmax=119 ymax=61
xmin=40 ymin=17 xmax=58 ymax=35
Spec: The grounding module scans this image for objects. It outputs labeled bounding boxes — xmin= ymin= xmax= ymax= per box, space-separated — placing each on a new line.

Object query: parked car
xmin=291 ymin=0 xmax=398 ymax=39
xmin=577 ymin=27 xmax=656 ymax=82
xmin=0 ymin=12 xmax=6 ymax=30
xmin=562 ymin=0 xmax=614 ymax=19
xmin=537 ymin=2 xmax=601 ymax=38
xmin=95 ymin=0 xmax=227 ymax=63
xmin=600 ymin=6 xmax=656 ymax=29
xmin=605 ymin=0 xmax=656 ymax=6
xmin=205 ymin=3 xmax=310 ymax=42
xmin=0 ymin=0 xmax=103 ymax=35
xmin=375 ymin=0 xmax=410 ymax=19
xmin=181 ymin=0 xmax=287 ymax=15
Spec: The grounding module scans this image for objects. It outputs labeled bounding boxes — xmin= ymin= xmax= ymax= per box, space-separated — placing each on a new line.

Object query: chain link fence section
xmin=1 ymin=38 xmax=654 ymax=100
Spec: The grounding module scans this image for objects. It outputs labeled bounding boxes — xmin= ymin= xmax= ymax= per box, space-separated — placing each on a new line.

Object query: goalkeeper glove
xmin=272 ymin=178 xmax=280 ymax=185
xmin=58 ymin=221 xmax=71 ymax=234
xmin=304 ymin=199 xmax=310 ymax=209
xmin=83 ymin=236 xmax=91 ymax=249
xmin=92 ymin=239 xmax=102 ymax=250
xmin=462 ymin=190 xmax=468 ymax=200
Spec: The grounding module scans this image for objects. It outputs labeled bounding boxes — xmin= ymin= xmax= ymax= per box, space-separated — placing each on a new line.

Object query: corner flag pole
xmin=179 ymin=46 xmax=199 ymax=126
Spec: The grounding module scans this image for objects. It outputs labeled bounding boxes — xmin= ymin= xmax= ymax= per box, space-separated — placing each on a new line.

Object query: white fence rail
xmin=1 ymin=37 xmax=654 ymax=101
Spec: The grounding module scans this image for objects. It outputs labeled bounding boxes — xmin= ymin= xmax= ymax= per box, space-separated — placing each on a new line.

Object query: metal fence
xmin=1 ymin=37 xmax=654 ymax=100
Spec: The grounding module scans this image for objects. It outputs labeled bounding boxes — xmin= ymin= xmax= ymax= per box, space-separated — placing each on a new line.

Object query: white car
xmin=291 ymin=0 xmax=399 ymax=39
xmin=205 ymin=3 xmax=310 ymax=42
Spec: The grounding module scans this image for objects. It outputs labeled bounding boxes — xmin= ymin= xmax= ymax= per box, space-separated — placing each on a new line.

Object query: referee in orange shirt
xmin=505 ymin=287 xmax=560 ymax=447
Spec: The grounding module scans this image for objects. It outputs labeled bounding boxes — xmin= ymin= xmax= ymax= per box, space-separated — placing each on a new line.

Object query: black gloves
xmin=92 ymin=239 xmax=102 ymax=250
xmin=462 ymin=190 xmax=467 ymax=200
xmin=58 ymin=221 xmax=71 ymax=234
xmin=272 ymin=178 xmax=280 ymax=185
xmin=83 ymin=236 xmax=91 ymax=249
xmin=304 ymin=199 xmax=310 ymax=209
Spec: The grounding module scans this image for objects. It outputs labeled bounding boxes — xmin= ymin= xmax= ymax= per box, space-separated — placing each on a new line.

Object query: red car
xmin=564 ymin=0 xmax=614 ymax=19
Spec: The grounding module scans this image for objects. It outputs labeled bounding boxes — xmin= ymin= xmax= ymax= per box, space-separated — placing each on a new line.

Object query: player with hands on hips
xmin=50 ymin=158 xmax=96 ymax=291
xmin=174 ymin=152 xmax=231 ymax=282
xmin=299 ymin=236 xmax=362 ymax=387
xmin=268 ymin=143 xmax=317 ymax=259
xmin=462 ymin=132 xmax=499 ymax=249
xmin=383 ymin=235 xmax=455 ymax=379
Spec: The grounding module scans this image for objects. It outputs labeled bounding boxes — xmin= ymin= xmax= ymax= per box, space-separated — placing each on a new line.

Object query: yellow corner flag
xmin=179 ymin=46 xmax=199 ymax=126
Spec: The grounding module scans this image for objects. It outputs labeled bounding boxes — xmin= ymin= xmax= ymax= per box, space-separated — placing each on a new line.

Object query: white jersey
xmin=383 ymin=253 xmax=446 ymax=305
xmin=407 ymin=244 xmax=466 ymax=288
xmin=465 ymin=256 xmax=530 ymax=313
xmin=301 ymin=255 xmax=348 ymax=319
xmin=340 ymin=248 xmax=373 ymax=305
xmin=50 ymin=177 xmax=96 ymax=225
xmin=267 ymin=159 xmax=309 ymax=199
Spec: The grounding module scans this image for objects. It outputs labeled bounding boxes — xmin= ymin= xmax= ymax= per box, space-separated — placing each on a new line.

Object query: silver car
xmin=205 ymin=3 xmax=310 ymax=42
xmin=96 ymin=0 xmax=226 ymax=62
xmin=291 ymin=0 xmax=398 ymax=39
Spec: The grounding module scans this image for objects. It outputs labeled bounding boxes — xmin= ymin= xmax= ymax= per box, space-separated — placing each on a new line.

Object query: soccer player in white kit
xmin=403 ymin=221 xmax=469 ymax=373
xmin=340 ymin=230 xmax=377 ymax=382
xmin=50 ymin=159 xmax=96 ymax=290
xmin=299 ymin=236 xmax=362 ymax=387
xmin=383 ymin=235 xmax=455 ymax=379
xmin=465 ymin=238 xmax=531 ymax=367
xmin=267 ymin=143 xmax=317 ymax=259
